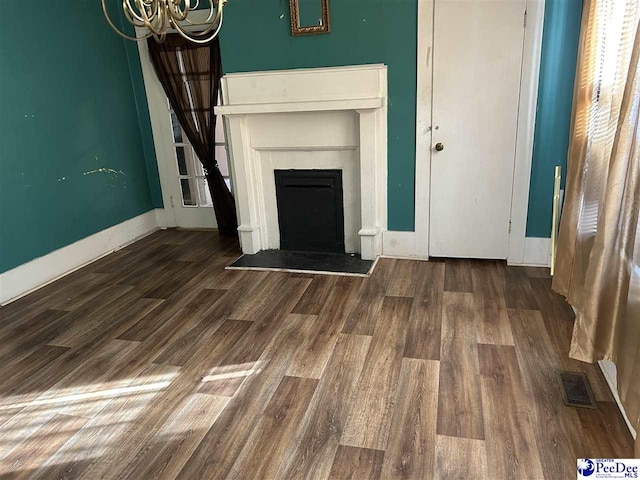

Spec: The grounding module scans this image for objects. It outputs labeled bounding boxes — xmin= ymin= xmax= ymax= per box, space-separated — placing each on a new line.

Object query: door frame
xmin=137 ymin=37 xmax=177 ymax=228
xmin=414 ymin=0 xmax=546 ymax=263
xmin=135 ymin=11 xmax=222 ymax=229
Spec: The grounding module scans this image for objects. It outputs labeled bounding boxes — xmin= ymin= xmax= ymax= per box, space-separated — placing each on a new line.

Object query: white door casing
xmin=136 ymin=16 xmax=220 ymax=229
xmin=413 ymin=0 xmax=546 ymax=263
xmin=429 ymin=0 xmax=527 ymax=259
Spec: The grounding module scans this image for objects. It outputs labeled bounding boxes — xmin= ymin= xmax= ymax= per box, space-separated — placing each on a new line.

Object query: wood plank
xmin=197 ymin=362 xmax=254 ymax=397
xmin=437 ymin=292 xmax=484 ymax=440
xmin=444 ymin=259 xmax=474 ymax=293
xmin=0 ymin=309 xmax=73 ymax=368
xmin=150 ymin=289 xmax=228 ymax=366
xmin=176 ymin=313 xmax=319 ymax=480
xmin=434 ymin=435 xmax=487 ymax=480
xmin=52 ymin=296 xmax=163 ymax=349
xmin=292 ymin=275 xmax=338 ymax=315
xmin=116 ymin=285 xmax=220 ymax=343
xmin=386 ymin=259 xmax=418 ymax=297
xmin=79 ymin=319 xmax=252 ymax=479
xmin=227 ymin=376 xmax=319 ymax=479
xmin=404 ymin=261 xmax=444 ymax=360
xmin=470 ymin=260 xmax=506 ymax=300
xmin=341 ymin=260 xmax=390 ymax=336
xmin=441 ymin=291 xmax=478 ymax=341
xmin=0 ymin=345 xmax=70 ymax=392
xmin=342 ymin=296 xmax=412 ymax=450
xmin=30 ymin=364 xmax=181 ymax=480
xmin=115 ymin=393 xmax=229 ymax=480
xmin=276 ymin=334 xmax=372 ymax=480
xmin=380 ymin=358 xmax=439 ymax=480
xmin=436 ymin=336 xmax=485 ymax=440
xmin=474 ymin=303 xmax=514 ymax=346
xmin=0 ymin=414 xmax=87 ymax=479
xmin=227 ymin=271 xmax=291 ymax=321
xmin=577 ymin=401 xmax=635 ymax=458
xmin=525 ymin=266 xmax=550 ymax=278
xmin=142 ymin=260 xmax=201 ymax=299
xmin=508 ymin=308 xmax=585 ymax=479
xmin=471 ymin=261 xmax=514 ymax=346
xmin=217 ymin=277 xmax=312 ymax=367
xmin=502 ymin=266 xmax=538 ymax=310
xmin=55 ymin=339 xmax=142 ymax=418
xmin=328 ymin=445 xmax=385 ymax=480
xmin=0 ymin=229 xmax=632 ymax=478
xmin=478 ymin=343 xmax=544 ymax=479
xmin=287 ymin=277 xmax=361 ymax=378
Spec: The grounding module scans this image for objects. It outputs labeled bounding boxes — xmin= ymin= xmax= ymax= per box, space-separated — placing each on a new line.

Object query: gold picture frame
xmin=289 ymin=0 xmax=330 ymax=36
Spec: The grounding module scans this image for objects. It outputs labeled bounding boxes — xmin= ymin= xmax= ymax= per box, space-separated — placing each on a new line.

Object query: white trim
xmin=507 ymin=0 xmax=546 ymax=263
xmin=382 ymin=230 xmax=416 ymax=258
xmin=216 ymin=98 xmax=384 ymax=116
xmin=414 ymin=0 xmax=434 ymax=259
xmin=508 ymin=236 xmax=551 ymax=267
xmin=414 ymin=0 xmax=546 ymax=261
xmin=598 ymin=360 xmax=637 ymax=440
xmin=225 ymin=265 xmax=374 ymax=278
xmin=155 ymin=207 xmax=169 ymax=228
xmin=137 ymin=39 xmax=178 ymax=228
xmin=0 ymin=209 xmax=163 ymax=306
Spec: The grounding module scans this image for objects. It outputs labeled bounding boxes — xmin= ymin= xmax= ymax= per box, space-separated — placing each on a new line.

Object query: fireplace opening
xmin=275 ymin=169 xmax=345 ymax=253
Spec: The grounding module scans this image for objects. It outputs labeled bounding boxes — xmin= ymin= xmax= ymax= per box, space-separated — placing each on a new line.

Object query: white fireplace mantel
xmin=216 ymin=65 xmax=387 ymax=260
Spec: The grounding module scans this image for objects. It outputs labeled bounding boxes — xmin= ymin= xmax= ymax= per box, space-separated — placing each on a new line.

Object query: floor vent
xmin=557 ymin=371 xmax=597 ymax=409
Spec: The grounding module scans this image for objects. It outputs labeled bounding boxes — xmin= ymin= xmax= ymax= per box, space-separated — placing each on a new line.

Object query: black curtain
xmin=147 ymin=35 xmax=237 ymax=235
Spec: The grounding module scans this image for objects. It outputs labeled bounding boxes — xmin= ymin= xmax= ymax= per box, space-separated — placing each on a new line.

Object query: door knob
xmin=435 ymin=142 xmax=444 ymax=151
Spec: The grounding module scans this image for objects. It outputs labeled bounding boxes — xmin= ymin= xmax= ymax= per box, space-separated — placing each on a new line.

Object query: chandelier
xmin=101 ymin=0 xmax=226 ymax=44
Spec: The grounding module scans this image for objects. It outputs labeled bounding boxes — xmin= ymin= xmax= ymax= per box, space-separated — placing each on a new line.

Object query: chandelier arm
xmin=102 ymin=0 xmax=153 ymax=41
xmin=181 ymin=0 xmax=217 ymax=26
xmin=173 ymin=12 xmax=220 ymax=39
xmin=172 ymin=7 xmax=223 ymax=44
xmin=122 ymin=6 xmax=148 ymax=28
xmin=169 ymin=0 xmax=195 ymax=23
xmin=123 ymin=0 xmax=145 ymax=23
xmin=138 ymin=0 xmax=165 ymax=36
xmin=105 ymin=0 xmax=225 ymax=42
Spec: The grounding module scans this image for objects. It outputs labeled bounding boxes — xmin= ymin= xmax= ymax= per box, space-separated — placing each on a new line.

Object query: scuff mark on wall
xmin=83 ymin=168 xmax=127 ymax=178
xmin=83 ymin=167 xmax=128 ymax=189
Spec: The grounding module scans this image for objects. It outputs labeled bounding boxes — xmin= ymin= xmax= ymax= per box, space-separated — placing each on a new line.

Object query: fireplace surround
xmin=216 ymin=65 xmax=387 ymax=261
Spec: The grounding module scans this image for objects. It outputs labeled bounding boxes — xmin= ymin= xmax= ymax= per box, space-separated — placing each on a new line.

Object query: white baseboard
xmin=509 ymin=237 xmax=551 ymax=267
xmin=0 ymin=209 xmax=164 ymax=305
xmin=382 ymin=231 xmax=552 ymax=266
xmin=155 ymin=208 xmax=169 ymax=228
xmin=382 ymin=230 xmax=421 ymax=258
xmin=598 ymin=360 xmax=637 ymax=440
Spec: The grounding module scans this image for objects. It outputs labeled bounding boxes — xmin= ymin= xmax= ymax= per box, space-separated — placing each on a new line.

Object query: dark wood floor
xmin=0 ymin=229 xmax=633 ymax=479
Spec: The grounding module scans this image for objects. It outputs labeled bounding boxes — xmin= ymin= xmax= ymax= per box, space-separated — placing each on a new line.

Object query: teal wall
xmin=0 ymin=2 xmax=157 ymax=273
xmin=218 ymin=0 xmax=582 ymax=236
xmin=118 ymin=9 xmax=164 ymax=209
xmin=0 ymin=0 xmax=583 ymax=275
xmin=526 ymin=0 xmax=582 ymax=237
xmin=219 ymin=0 xmax=418 ymax=231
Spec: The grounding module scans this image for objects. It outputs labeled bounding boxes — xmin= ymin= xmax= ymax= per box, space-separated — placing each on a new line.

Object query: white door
xmin=137 ymin=40 xmax=231 ymax=229
xmin=429 ymin=0 xmax=526 ymax=258
xmin=163 ymin=105 xmax=231 ymax=229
